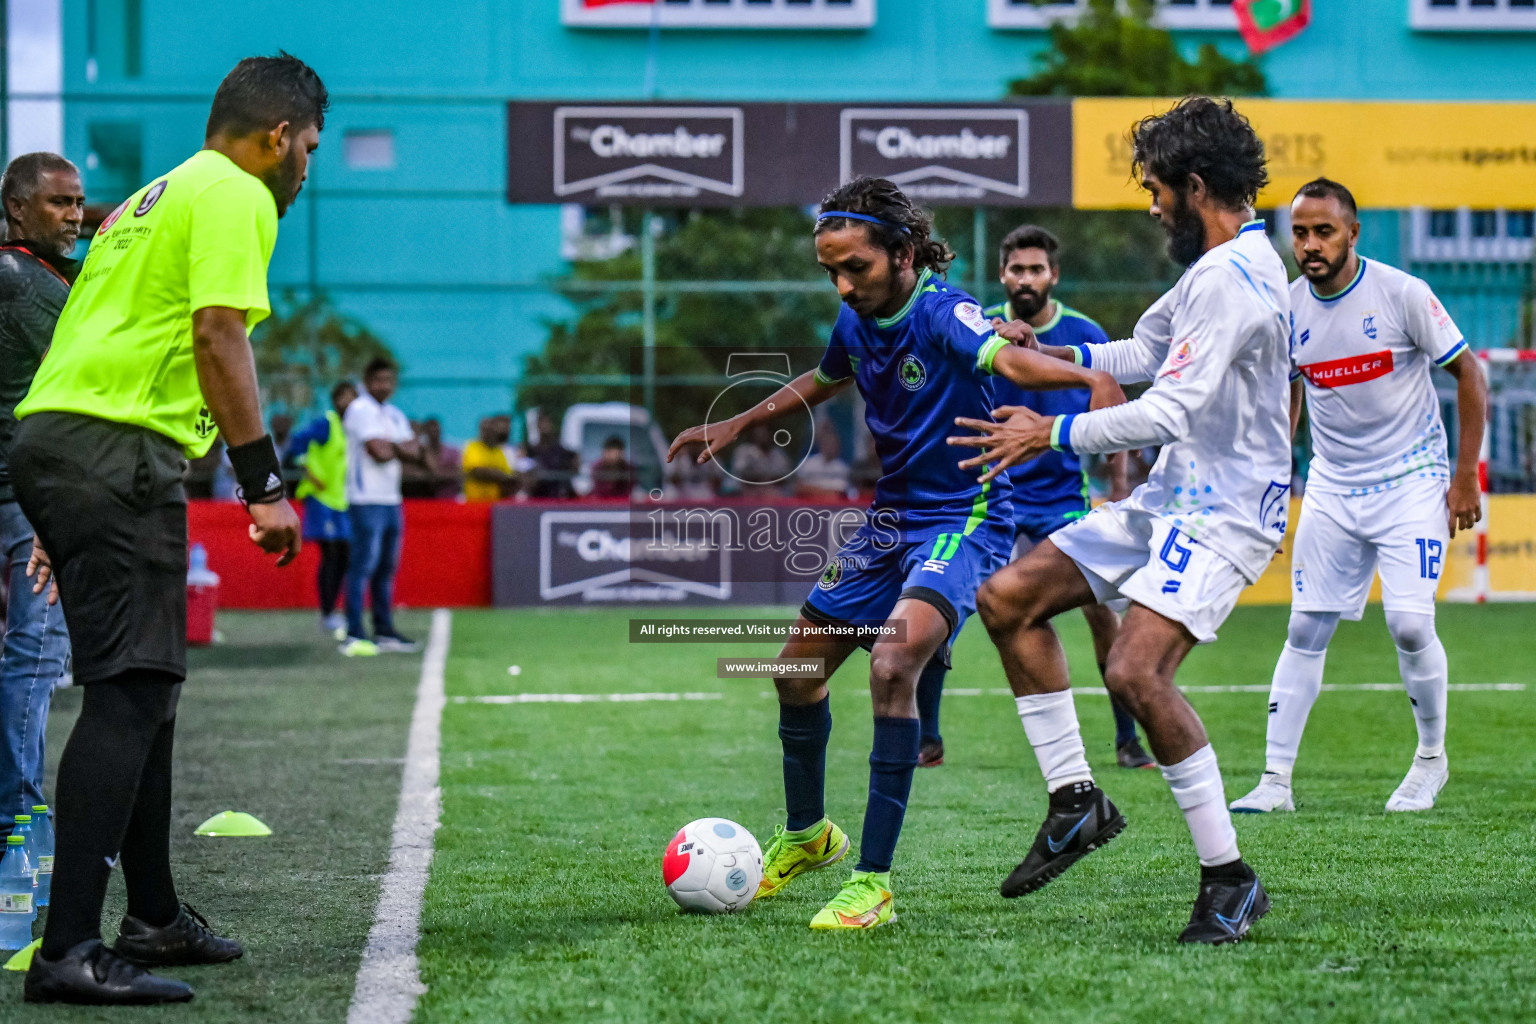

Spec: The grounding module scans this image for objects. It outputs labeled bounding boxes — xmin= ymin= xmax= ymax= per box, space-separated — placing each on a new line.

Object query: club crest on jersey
xmin=1160 ymin=337 xmax=1197 ymax=378
xmin=818 ymin=560 xmax=843 ymax=590
xmin=134 ymin=180 xmax=168 ymax=217
xmin=1362 ymin=313 xmax=1377 ymax=340
xmin=953 ymin=302 xmax=990 ymax=336
xmin=898 ymin=354 xmax=927 ymax=391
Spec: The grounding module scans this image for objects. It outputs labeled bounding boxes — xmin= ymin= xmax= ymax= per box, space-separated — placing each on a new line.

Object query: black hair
xmin=815 ymin=176 xmax=954 ymax=275
xmin=331 ymin=379 xmax=357 ymax=402
xmin=1 ymin=152 xmax=78 ymax=218
xmin=363 ymin=356 xmax=397 ymax=380
xmin=603 ymin=435 xmax=626 ymax=450
xmin=1294 ymin=177 xmax=1358 ymax=221
xmin=998 ymin=224 xmax=1060 ymax=270
xmin=205 ymin=52 xmax=328 ymax=139
xmin=1130 ymin=96 xmax=1268 ymax=211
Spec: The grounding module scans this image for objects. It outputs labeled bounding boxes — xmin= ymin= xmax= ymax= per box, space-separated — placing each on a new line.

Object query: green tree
xmin=1008 ymin=0 xmax=1267 ymax=98
xmin=252 ymin=290 xmax=395 ymax=418
xmin=519 ymin=207 xmax=840 ymax=435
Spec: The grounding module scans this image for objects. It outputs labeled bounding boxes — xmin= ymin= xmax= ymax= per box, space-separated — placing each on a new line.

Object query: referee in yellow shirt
xmin=11 ymin=54 xmax=324 ymax=1005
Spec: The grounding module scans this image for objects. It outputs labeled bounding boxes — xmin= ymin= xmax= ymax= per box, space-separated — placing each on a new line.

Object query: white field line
xmin=347 ymin=608 xmax=452 ymax=1024
xmin=460 ymin=682 xmax=1525 ymax=706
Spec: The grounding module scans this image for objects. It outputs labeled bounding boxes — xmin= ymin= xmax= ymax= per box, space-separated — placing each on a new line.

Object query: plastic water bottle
xmin=0 ymin=836 xmax=35 ymax=950
xmin=11 ymin=816 xmax=36 ymax=885
xmin=29 ymin=806 xmax=53 ymax=907
xmin=188 ymin=543 xmax=220 ymax=586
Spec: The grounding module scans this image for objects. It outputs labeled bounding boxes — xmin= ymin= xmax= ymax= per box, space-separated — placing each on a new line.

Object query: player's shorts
xmin=802 ymin=520 xmax=1011 ymax=668
xmin=302 ymin=496 xmax=352 ymax=542
xmin=1290 ymin=474 xmax=1449 ymax=620
xmin=1013 ymin=507 xmax=1089 ymax=547
xmin=1049 ymin=503 xmax=1248 ymax=644
xmin=10 ymin=412 xmax=189 ymax=683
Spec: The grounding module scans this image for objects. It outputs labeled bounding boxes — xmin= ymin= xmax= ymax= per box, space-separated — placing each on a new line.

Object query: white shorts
xmin=1049 ymin=504 xmax=1249 ymax=644
xmin=1291 ymin=475 xmax=1449 ymax=620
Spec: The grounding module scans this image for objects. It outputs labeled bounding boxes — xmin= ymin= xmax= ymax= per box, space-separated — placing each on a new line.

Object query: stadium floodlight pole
xmin=641 ymin=210 xmax=657 ymax=418
xmin=972 ymin=206 xmax=986 ymax=300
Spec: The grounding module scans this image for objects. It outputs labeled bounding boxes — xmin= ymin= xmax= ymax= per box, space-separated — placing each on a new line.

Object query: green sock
xmin=783 ymin=818 xmax=825 ymax=844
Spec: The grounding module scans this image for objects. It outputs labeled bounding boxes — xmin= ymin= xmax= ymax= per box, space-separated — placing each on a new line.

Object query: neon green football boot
xmin=809 ymin=870 xmax=896 ymax=931
xmin=756 ymin=819 xmax=850 ymax=899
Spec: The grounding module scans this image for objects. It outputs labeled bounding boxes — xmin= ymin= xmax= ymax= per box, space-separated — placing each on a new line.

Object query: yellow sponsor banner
xmin=1238 ymin=495 xmax=1536 ymax=606
xmin=1073 ymin=98 xmax=1536 ymax=211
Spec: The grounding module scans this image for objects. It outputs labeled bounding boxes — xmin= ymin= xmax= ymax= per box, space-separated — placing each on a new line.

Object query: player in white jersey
xmin=1230 ymin=178 xmax=1486 ymax=816
xmin=950 ymin=98 xmax=1289 ymax=944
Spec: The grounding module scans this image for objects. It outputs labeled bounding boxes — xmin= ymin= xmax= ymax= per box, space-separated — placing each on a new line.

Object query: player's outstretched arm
xmin=989 ymin=343 xmax=1125 ymax=409
xmin=1443 ymin=351 xmax=1488 ymax=537
xmin=666 ymin=369 xmax=852 ymax=467
xmin=192 ymin=305 xmax=302 ymax=567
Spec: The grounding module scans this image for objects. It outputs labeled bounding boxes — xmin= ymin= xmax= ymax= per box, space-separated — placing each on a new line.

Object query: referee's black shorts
xmin=11 ymin=411 xmax=190 ymax=684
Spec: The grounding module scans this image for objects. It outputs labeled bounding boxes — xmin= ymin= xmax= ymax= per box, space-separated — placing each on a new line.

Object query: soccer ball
xmin=662 ymin=817 xmax=763 ymax=913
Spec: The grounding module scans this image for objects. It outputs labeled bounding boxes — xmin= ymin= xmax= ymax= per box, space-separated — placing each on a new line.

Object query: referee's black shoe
xmin=1177 ymin=860 xmax=1270 ymax=945
xmin=113 ymin=902 xmax=244 ymax=967
xmin=24 ymin=940 xmax=193 ymax=1005
xmin=1001 ymin=780 xmax=1125 ymax=898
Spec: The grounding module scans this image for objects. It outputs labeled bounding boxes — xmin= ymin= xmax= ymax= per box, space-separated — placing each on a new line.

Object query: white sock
xmin=1015 ymin=691 xmax=1093 ymax=794
xmin=1161 ymin=745 xmax=1240 ymax=867
xmin=1398 ymin=636 xmax=1448 ymax=759
xmin=1264 ymin=643 xmax=1326 ymax=777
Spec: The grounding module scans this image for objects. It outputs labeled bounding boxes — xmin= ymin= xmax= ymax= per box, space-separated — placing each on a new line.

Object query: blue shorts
xmin=802 ymin=521 xmax=1010 ymax=668
xmin=1014 ymin=507 xmax=1089 ymax=545
xmin=302 ymin=497 xmax=352 ymax=542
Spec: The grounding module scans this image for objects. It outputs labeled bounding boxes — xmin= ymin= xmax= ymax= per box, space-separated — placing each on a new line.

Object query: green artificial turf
xmin=417 ymin=604 xmax=1536 ymax=1024
xmin=0 ymin=611 xmax=428 ymax=1023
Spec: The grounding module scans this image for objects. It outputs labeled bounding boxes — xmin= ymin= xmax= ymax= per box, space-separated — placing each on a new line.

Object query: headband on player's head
xmin=816 ymin=210 xmax=912 ymax=235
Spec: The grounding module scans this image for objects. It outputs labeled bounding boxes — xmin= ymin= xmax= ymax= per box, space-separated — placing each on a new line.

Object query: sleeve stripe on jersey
xmin=1050 ymin=413 xmax=1075 ymax=454
xmin=813 ymin=367 xmax=851 ymax=386
xmin=1067 ymin=344 xmax=1090 ymax=368
xmin=1290 ymin=369 xmax=1302 ymax=382
xmin=1433 ymin=339 xmax=1470 ymax=367
xmin=976 ymin=335 xmax=1009 ymax=375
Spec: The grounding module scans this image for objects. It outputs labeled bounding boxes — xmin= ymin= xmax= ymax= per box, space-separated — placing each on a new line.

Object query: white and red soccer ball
xmin=662 ymin=817 xmax=763 ymax=913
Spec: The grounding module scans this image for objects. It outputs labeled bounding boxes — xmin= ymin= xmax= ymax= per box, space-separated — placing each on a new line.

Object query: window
xmin=85 ymin=121 xmax=142 ymax=203
xmin=989 ymin=0 xmax=1236 ymax=29
xmin=561 ymin=0 xmax=873 ymax=28
xmin=1411 ymin=0 xmax=1536 ymax=29
xmin=560 ymin=205 xmax=636 ymax=262
xmin=1410 ymin=207 xmax=1536 ymax=261
xmin=343 ymin=130 xmax=396 ymax=171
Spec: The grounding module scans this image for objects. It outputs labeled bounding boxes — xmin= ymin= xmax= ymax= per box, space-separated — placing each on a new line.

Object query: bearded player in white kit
xmin=1230 ymin=178 xmax=1486 ymax=815
xmin=950 ymin=97 xmax=1290 ymax=944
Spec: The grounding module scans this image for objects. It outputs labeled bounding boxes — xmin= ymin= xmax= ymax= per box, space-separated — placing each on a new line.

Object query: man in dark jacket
xmin=0 ymin=152 xmax=80 ymax=841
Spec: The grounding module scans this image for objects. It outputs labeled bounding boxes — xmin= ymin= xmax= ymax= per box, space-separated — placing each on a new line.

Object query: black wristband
xmin=227 ymin=435 xmax=285 ymax=506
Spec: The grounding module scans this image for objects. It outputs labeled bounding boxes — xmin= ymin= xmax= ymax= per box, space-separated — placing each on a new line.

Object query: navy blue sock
xmin=915 ymin=658 xmax=946 ymax=745
xmin=855 ymin=717 xmax=920 ymax=873
xmin=779 ymin=697 xmax=832 ymax=832
xmin=1106 ymin=663 xmax=1138 ymax=746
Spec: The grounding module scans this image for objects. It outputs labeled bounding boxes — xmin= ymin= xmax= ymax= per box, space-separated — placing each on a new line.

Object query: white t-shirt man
xmin=344 ymin=392 xmax=414 ymax=506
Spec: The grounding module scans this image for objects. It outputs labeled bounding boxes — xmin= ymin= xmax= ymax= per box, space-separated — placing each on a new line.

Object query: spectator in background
xmin=728 ymin=423 xmax=792 ymax=496
xmin=0 ymin=150 xmax=80 ymax=840
xmin=401 ymin=417 xmax=460 ymax=498
xmin=794 ymin=424 xmax=852 ymax=500
xmin=526 ymin=412 xmax=578 ymax=499
xmin=462 ymin=415 xmax=517 ymax=501
xmin=341 ymin=357 xmax=424 ymax=655
xmin=290 ymin=380 xmax=356 ymax=641
xmin=668 ymin=440 xmax=723 ymax=500
xmin=269 ymin=413 xmax=294 ymax=462
xmin=590 ymin=436 xmax=636 ymax=499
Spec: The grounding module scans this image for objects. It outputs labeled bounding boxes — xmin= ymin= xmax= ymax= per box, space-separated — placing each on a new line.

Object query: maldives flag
xmin=1234 ymin=0 xmax=1310 ymax=54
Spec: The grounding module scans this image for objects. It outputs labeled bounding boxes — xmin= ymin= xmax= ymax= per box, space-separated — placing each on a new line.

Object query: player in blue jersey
xmin=666 ymin=177 xmax=1122 ymax=930
xmin=914 ymin=225 xmax=1154 ymax=771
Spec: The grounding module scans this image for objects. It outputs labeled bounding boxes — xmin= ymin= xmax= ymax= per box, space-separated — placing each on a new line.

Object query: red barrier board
xmin=187 ymin=500 xmax=492 ymax=609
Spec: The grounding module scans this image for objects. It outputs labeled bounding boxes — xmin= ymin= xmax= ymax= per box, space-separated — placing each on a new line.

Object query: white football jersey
xmin=1291 ymin=258 xmax=1467 ymax=496
xmin=1055 ymin=221 xmax=1293 ymax=582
